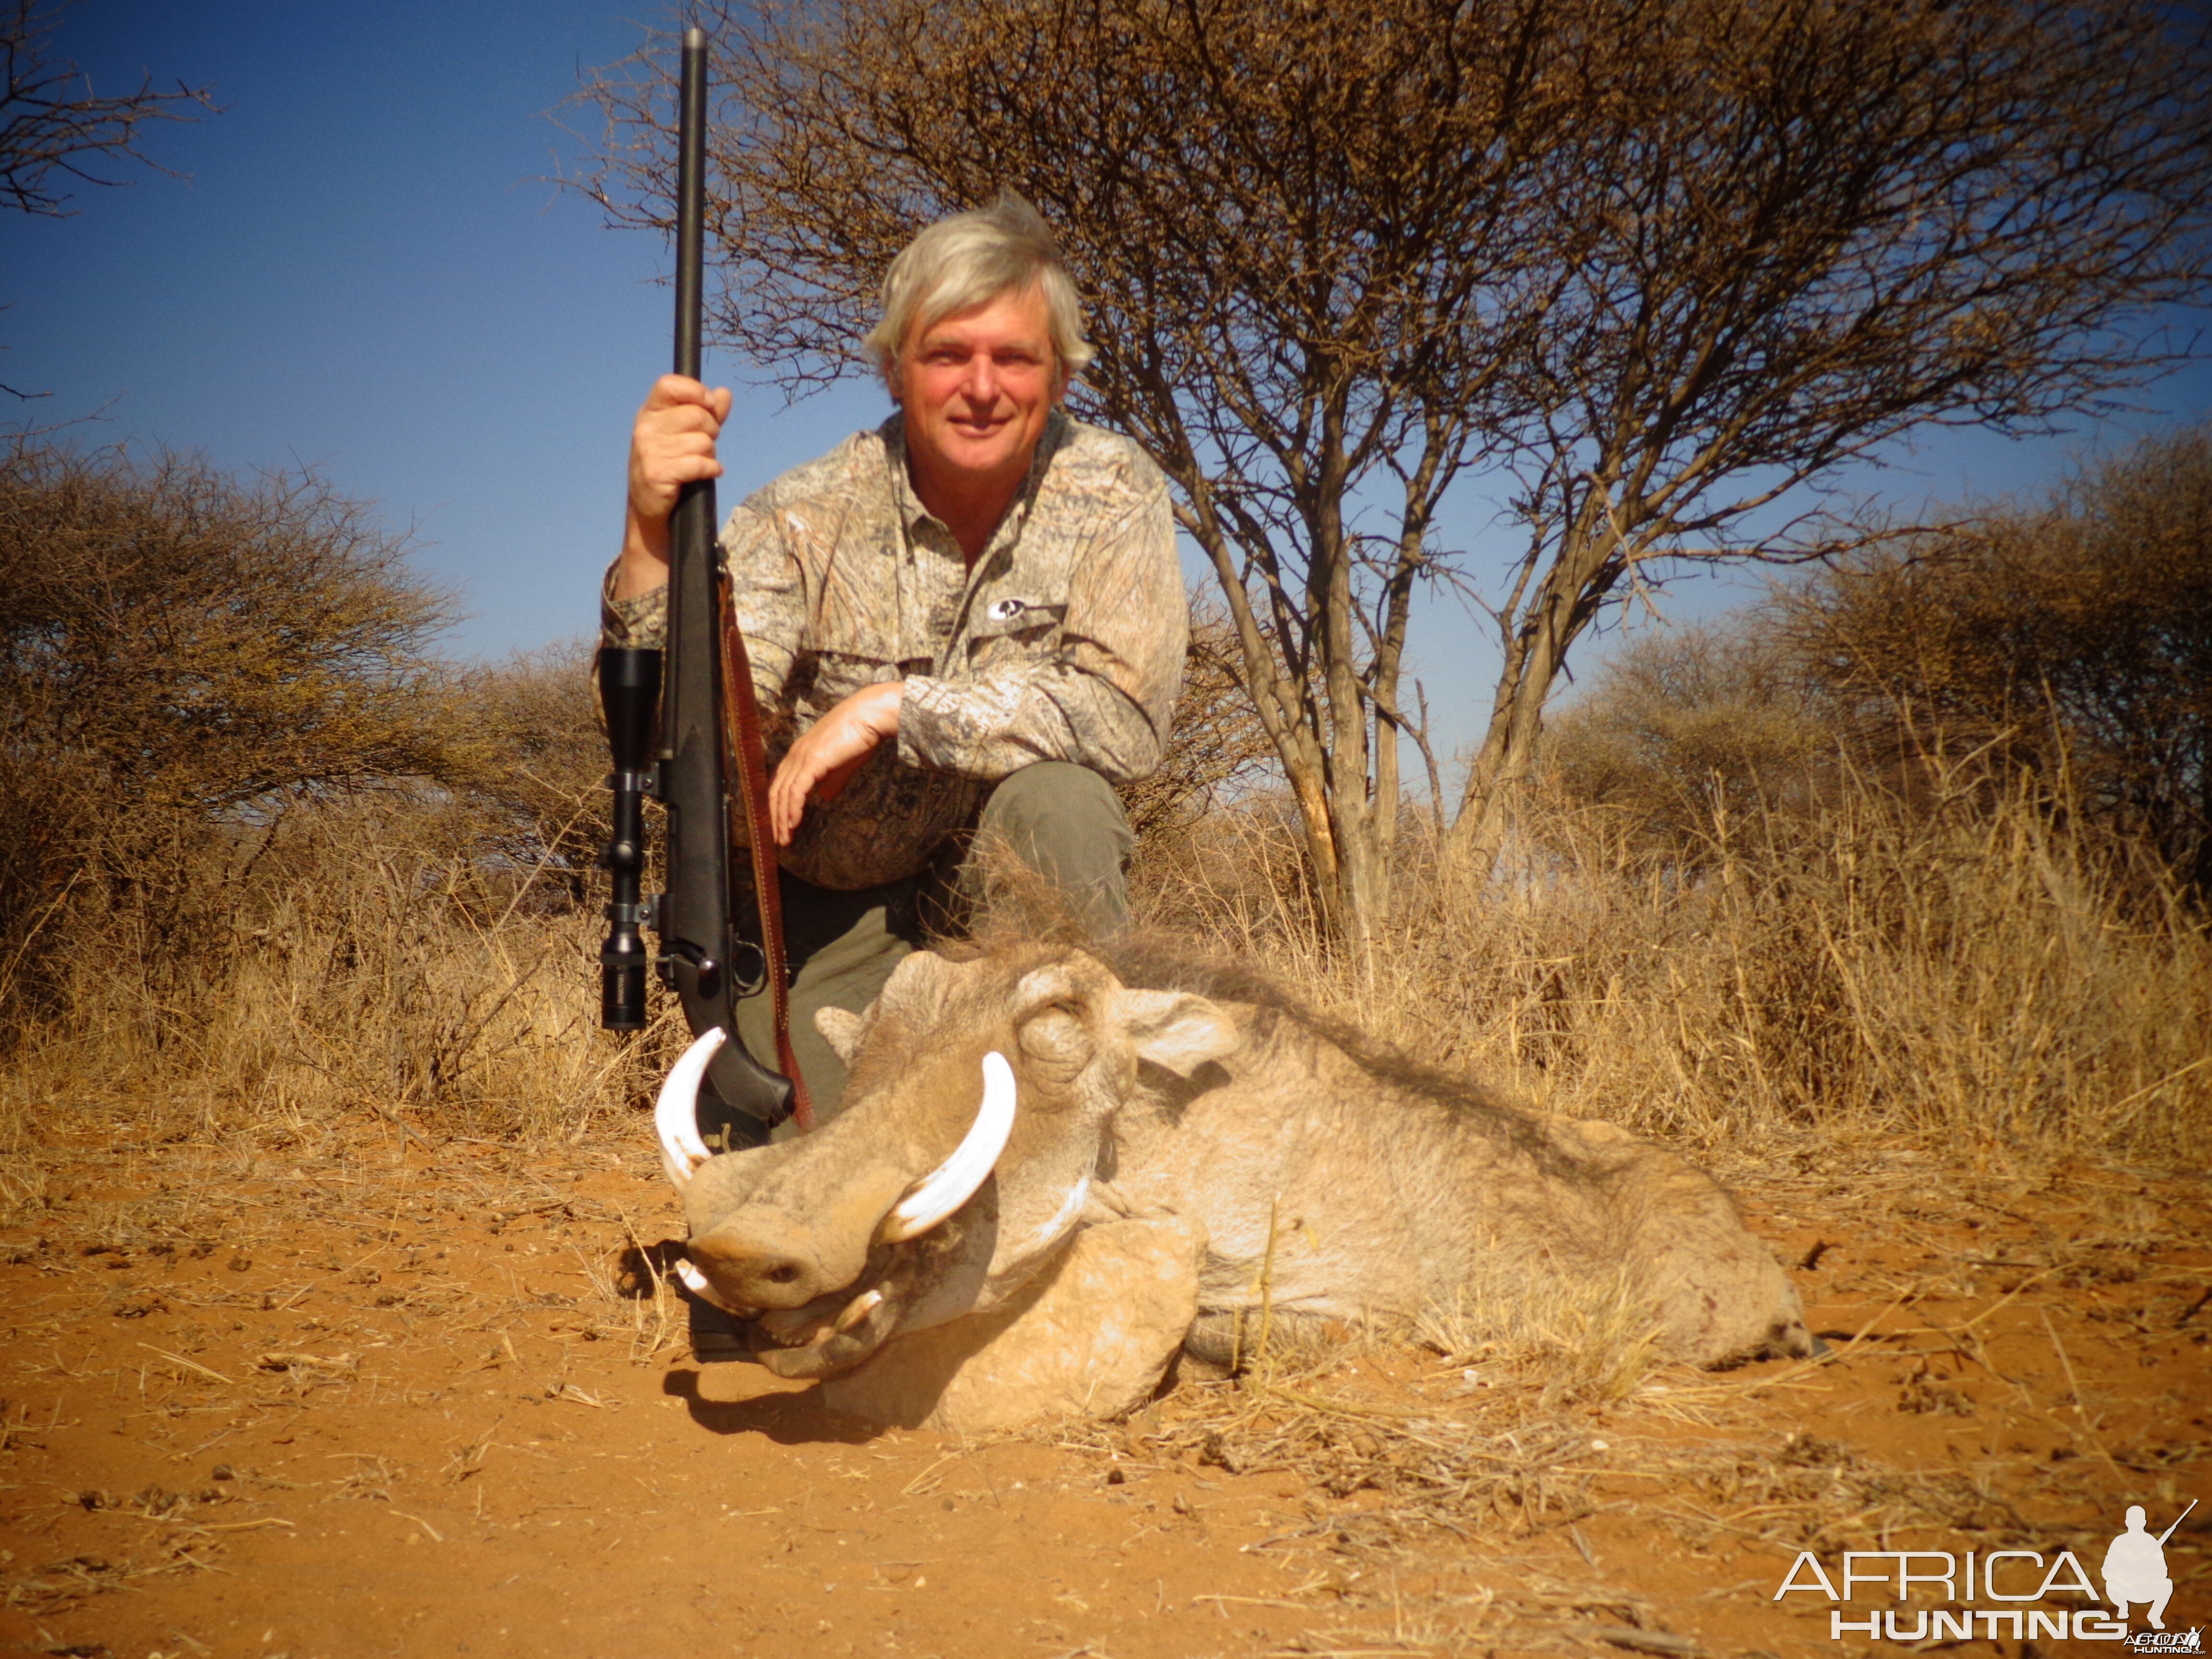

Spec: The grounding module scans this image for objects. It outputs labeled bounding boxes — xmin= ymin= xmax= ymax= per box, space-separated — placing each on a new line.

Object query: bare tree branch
xmin=1 ymin=0 xmax=215 ymax=218
xmin=2 ymin=1 xmax=216 ymax=400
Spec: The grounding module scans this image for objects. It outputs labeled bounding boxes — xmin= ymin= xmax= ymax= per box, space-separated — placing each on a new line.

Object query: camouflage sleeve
xmin=898 ymin=480 xmax=1187 ymax=785
xmin=595 ymin=501 xmax=803 ymax=708
xmin=598 ymin=567 xmax=667 ymax=649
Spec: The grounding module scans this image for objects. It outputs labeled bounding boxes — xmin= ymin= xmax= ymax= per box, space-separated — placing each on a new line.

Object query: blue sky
xmin=5 ymin=0 xmax=888 ymax=659
xmin=9 ymin=1 xmax=2208 ymax=769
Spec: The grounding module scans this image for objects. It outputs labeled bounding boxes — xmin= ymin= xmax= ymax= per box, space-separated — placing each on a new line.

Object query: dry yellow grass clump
xmin=1132 ymin=773 xmax=2212 ymax=1171
xmin=0 ymin=793 xmax=681 ymax=1157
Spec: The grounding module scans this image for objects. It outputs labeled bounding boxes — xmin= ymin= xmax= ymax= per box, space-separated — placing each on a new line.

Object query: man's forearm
xmin=898 ymin=661 xmax=1168 ymax=785
xmin=613 ymin=507 xmax=672 ymax=601
xmin=768 ymin=680 xmax=903 ymax=843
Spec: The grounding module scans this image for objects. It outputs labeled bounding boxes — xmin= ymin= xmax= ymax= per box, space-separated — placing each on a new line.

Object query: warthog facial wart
xmin=653 ymin=938 xmax=1816 ymax=1431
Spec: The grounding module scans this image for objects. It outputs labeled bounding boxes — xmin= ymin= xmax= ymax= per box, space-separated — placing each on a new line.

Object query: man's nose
xmin=958 ymin=355 xmax=1001 ymax=407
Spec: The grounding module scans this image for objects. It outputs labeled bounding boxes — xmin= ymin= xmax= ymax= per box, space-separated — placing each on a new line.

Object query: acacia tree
xmin=1784 ymin=427 xmax=2212 ymax=893
xmin=1450 ymin=0 xmax=2212 ymax=868
xmin=577 ymin=0 xmax=2209 ymax=951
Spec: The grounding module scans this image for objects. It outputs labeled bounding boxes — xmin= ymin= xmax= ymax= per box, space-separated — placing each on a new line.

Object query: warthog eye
xmin=1019 ymin=1001 xmax=1093 ymax=1074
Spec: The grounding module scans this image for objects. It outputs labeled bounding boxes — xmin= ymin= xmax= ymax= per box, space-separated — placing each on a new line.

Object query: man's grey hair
xmin=864 ymin=192 xmax=1094 ymax=387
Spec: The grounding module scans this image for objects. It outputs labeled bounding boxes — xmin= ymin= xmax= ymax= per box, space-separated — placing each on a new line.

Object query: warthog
xmin=656 ymin=939 xmax=1814 ymax=1429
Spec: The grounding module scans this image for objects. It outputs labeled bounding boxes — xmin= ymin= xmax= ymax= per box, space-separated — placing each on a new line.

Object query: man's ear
xmin=815 ymin=1006 xmax=868 ymax=1064
xmin=1112 ymin=989 xmax=1239 ymax=1076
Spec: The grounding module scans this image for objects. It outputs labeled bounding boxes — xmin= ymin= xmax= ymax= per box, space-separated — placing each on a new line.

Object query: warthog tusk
xmin=880 ymin=1051 xmax=1017 ymax=1242
xmin=656 ymin=1027 xmax=725 ymax=1190
xmin=673 ymin=1256 xmax=751 ymax=1317
xmin=833 ymin=1287 xmax=884 ymax=1334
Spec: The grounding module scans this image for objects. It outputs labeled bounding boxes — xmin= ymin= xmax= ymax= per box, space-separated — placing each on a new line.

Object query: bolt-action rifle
xmin=597 ymin=26 xmax=801 ymax=1141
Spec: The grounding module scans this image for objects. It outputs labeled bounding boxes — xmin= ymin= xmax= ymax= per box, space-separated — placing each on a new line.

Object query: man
xmin=602 ymin=192 xmax=1186 ymax=1127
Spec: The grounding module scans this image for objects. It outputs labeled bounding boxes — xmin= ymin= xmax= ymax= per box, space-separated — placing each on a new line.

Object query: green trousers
xmin=729 ymin=760 xmax=1132 ymax=1133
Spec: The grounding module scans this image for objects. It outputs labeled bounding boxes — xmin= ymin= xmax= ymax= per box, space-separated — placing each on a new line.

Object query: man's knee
xmin=982 ymin=759 xmax=1128 ymax=838
xmin=974 ymin=761 xmax=1133 ymax=928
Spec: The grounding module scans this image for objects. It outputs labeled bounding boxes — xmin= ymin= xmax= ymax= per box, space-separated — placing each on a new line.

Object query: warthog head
xmin=656 ymin=948 xmax=1233 ymax=1379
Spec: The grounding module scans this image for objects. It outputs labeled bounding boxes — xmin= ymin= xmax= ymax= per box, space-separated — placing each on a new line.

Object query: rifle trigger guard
xmin=729 ymin=940 xmax=768 ymax=998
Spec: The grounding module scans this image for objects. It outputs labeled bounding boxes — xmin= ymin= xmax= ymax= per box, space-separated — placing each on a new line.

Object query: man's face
xmin=894 ymin=283 xmax=1061 ymax=494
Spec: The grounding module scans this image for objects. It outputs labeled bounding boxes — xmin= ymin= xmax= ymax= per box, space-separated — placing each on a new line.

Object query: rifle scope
xmin=597 ymin=646 xmax=662 ymax=1030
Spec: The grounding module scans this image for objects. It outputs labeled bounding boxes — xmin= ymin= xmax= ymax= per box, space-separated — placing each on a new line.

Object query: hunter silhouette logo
xmin=2106 ymin=1501 xmax=2189 ymax=1630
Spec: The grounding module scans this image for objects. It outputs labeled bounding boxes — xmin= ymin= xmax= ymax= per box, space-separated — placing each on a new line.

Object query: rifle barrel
xmin=2156 ymin=1497 xmax=2197 ymax=1545
xmin=674 ymin=25 xmax=707 ymax=383
xmin=660 ymin=22 xmax=733 ymax=1001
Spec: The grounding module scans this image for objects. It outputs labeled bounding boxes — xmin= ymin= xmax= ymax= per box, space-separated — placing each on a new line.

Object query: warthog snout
xmin=683 ymin=1221 xmax=826 ymax=1311
xmin=656 ymin=1018 xmax=1024 ymax=1371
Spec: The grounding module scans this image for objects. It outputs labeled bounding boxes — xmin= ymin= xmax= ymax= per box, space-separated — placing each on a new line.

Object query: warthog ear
xmin=815 ymin=1006 xmax=867 ymax=1064
xmin=1113 ymin=990 xmax=1240 ymax=1076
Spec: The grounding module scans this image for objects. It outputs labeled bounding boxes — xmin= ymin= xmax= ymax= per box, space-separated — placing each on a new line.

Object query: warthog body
xmin=662 ymin=939 xmax=1813 ymax=1426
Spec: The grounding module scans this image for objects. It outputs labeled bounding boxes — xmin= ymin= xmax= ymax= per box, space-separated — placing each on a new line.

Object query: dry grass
xmin=1411 ymin=1262 xmax=1670 ymax=1412
xmin=1132 ymin=767 xmax=2212 ymax=1171
xmin=0 ymin=792 xmax=680 ymax=1157
xmin=4 ymin=734 xmax=2199 ymax=1289
xmin=1030 ymin=1304 xmax=2084 ymax=1656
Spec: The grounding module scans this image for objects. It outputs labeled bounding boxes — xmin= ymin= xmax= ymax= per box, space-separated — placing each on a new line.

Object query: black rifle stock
xmin=598 ymin=25 xmax=793 ymax=1139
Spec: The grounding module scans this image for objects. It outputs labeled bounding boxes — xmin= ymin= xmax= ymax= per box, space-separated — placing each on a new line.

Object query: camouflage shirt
xmin=601 ymin=409 xmax=1186 ymax=891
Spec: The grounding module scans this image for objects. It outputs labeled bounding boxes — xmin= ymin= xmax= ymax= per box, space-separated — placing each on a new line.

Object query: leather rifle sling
xmin=716 ymin=579 xmax=815 ymax=1132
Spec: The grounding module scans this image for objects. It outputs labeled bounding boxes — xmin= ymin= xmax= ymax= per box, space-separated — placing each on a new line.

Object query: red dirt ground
xmin=0 ymin=1130 xmax=2203 ymax=1659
